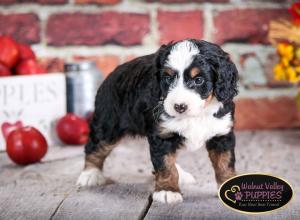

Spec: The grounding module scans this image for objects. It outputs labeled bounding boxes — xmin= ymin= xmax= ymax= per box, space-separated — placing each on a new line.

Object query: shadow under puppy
xmin=77 ymin=39 xmax=238 ymax=204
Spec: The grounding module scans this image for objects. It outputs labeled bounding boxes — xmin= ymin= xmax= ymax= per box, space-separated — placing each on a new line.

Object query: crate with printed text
xmin=0 ymin=73 xmax=66 ymax=151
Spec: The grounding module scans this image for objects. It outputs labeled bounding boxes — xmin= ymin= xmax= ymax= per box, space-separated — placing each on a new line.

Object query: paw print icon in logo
xmin=235 ymin=192 xmax=243 ymax=201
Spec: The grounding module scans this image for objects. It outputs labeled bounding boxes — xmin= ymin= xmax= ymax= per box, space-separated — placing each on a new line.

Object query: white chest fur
xmin=160 ymin=100 xmax=233 ymax=151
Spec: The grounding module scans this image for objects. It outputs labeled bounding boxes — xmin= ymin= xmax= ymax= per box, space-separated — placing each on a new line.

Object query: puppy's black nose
xmin=174 ymin=103 xmax=187 ymax=113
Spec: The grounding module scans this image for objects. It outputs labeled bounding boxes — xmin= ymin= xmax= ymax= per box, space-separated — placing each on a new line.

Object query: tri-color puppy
xmin=77 ymin=39 xmax=238 ymax=204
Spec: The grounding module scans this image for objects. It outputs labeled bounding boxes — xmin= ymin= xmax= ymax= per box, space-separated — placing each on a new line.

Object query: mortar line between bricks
xmin=144 ymin=6 xmax=159 ymax=47
xmin=39 ymin=13 xmax=47 ymax=48
xmin=203 ymin=4 xmax=214 ymax=42
xmin=0 ymin=2 xmax=289 ymax=15
xmin=31 ymin=43 xmax=276 ymax=58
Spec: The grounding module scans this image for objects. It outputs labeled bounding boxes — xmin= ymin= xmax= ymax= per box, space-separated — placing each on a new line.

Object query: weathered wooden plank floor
xmin=0 ymin=130 xmax=299 ymax=220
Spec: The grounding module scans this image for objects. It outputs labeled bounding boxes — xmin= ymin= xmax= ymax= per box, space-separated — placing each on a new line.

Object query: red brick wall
xmin=0 ymin=0 xmax=299 ymax=130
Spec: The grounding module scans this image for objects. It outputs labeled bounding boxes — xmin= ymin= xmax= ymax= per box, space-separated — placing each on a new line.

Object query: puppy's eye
xmin=194 ymin=77 xmax=204 ymax=85
xmin=164 ymin=76 xmax=173 ymax=84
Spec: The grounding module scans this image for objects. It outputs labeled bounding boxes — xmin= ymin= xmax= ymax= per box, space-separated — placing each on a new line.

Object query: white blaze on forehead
xmin=166 ymin=40 xmax=199 ymax=73
xmin=163 ymin=40 xmax=203 ymax=117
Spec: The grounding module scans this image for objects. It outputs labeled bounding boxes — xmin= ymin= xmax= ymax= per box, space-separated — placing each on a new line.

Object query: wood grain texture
xmin=52 ymin=138 xmax=154 ymax=220
xmin=145 ymin=131 xmax=300 ymax=220
xmin=0 ymin=138 xmax=154 ymax=220
xmin=0 ymin=157 xmax=81 ymax=220
xmin=0 ymin=131 xmax=300 ymax=220
xmin=0 ymin=145 xmax=83 ymax=186
xmin=53 ymin=183 xmax=152 ymax=220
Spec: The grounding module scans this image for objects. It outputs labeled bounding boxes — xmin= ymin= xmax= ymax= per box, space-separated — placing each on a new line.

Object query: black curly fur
xmin=85 ymin=39 xmax=238 ymax=177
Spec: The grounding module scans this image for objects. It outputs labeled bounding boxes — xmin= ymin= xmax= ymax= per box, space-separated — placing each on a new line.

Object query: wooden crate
xmin=0 ymin=73 xmax=66 ymax=150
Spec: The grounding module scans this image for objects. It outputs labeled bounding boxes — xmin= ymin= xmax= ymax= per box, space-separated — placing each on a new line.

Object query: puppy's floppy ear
xmin=189 ymin=39 xmax=238 ymax=102
xmin=213 ymin=54 xmax=238 ymax=103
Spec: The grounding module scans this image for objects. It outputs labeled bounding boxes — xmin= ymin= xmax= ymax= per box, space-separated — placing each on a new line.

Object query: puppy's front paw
xmin=76 ymin=168 xmax=106 ymax=187
xmin=152 ymin=191 xmax=183 ymax=204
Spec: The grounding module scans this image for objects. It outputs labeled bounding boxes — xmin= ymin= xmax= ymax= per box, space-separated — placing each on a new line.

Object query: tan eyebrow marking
xmin=190 ymin=67 xmax=200 ymax=78
xmin=164 ymin=68 xmax=174 ymax=76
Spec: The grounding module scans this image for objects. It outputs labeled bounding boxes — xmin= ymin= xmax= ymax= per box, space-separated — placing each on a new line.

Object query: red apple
xmin=15 ymin=59 xmax=46 ymax=75
xmin=0 ymin=62 xmax=12 ymax=77
xmin=56 ymin=113 xmax=90 ymax=145
xmin=0 ymin=36 xmax=19 ymax=68
xmin=6 ymin=126 xmax=48 ymax=165
xmin=1 ymin=121 xmax=23 ymax=140
xmin=17 ymin=43 xmax=36 ymax=61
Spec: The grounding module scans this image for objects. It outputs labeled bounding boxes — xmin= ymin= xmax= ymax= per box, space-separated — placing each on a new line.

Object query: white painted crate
xmin=0 ymin=73 xmax=66 ymax=151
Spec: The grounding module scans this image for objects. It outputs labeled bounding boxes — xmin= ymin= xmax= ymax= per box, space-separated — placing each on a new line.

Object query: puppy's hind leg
xmin=77 ymin=140 xmax=116 ymax=187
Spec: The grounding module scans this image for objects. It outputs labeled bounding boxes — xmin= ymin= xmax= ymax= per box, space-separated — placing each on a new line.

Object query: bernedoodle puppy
xmin=77 ymin=39 xmax=238 ymax=204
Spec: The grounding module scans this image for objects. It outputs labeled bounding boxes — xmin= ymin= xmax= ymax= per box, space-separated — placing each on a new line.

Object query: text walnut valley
xmin=240 ymin=181 xmax=284 ymax=200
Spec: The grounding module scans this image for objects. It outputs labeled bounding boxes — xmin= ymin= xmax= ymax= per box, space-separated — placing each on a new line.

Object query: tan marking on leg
xmin=154 ymin=154 xmax=180 ymax=192
xmin=208 ymin=150 xmax=236 ymax=186
xmin=85 ymin=143 xmax=116 ymax=170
